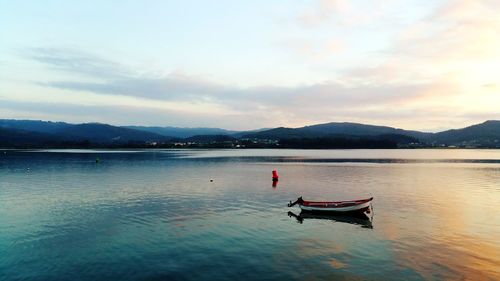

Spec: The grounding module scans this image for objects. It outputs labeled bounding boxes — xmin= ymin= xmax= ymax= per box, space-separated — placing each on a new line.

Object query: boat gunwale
xmin=300 ymin=197 xmax=373 ymax=208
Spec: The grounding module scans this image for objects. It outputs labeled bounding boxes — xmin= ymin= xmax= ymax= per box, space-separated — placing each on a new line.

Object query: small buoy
xmin=210 ymin=179 xmax=213 ymax=182
xmin=272 ymin=170 xmax=279 ymax=181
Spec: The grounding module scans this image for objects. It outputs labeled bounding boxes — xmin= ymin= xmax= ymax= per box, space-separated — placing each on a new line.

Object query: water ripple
xmin=1 ymin=150 xmax=499 ymax=281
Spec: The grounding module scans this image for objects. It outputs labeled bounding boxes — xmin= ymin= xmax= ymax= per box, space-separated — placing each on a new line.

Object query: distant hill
xmin=242 ymin=121 xmax=500 ymax=148
xmin=0 ymin=127 xmax=61 ymax=147
xmin=278 ymin=134 xmax=419 ymax=149
xmin=125 ymin=125 xmax=271 ymax=138
xmin=230 ymin=128 xmax=272 ymax=138
xmin=1 ymin=119 xmax=499 ymax=148
xmin=243 ymin=122 xmax=431 ymax=140
xmin=0 ymin=120 xmax=172 ymax=147
xmin=431 ymin=120 xmax=500 ymax=147
xmin=124 ymin=126 xmax=237 ymax=138
xmin=0 ymin=119 xmax=71 ymax=133
xmin=184 ymin=134 xmax=237 ymax=143
xmin=54 ymin=123 xmax=171 ymax=143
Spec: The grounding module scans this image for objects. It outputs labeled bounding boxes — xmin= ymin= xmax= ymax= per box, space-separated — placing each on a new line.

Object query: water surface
xmin=1 ymin=149 xmax=499 ymax=280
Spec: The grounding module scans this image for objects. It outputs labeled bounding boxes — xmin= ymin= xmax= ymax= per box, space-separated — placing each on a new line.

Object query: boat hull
xmin=299 ymin=201 xmax=371 ymax=212
xmin=298 ymin=197 xmax=373 ymax=213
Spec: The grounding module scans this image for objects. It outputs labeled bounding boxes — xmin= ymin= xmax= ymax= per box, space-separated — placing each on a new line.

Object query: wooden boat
xmin=288 ymin=196 xmax=373 ymax=213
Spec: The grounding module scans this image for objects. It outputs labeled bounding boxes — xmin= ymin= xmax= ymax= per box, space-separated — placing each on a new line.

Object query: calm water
xmin=1 ymin=149 xmax=499 ymax=281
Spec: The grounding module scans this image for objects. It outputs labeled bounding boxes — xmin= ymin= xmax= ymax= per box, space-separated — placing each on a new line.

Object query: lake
xmin=1 ymin=149 xmax=499 ymax=281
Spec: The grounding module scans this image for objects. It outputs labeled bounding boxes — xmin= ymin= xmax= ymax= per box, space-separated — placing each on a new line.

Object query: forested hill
xmin=1 ymin=119 xmax=499 ymax=148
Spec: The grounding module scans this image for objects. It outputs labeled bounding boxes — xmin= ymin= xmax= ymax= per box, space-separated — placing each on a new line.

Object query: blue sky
xmin=1 ymin=0 xmax=499 ymax=130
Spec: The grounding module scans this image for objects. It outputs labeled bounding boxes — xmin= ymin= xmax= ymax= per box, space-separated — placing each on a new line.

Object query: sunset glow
xmin=1 ymin=0 xmax=499 ymax=130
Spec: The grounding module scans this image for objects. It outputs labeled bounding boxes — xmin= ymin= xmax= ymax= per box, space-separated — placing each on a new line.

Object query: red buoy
xmin=272 ymin=170 xmax=279 ymax=181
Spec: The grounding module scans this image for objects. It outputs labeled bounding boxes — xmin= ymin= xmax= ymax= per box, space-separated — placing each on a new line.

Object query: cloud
xmin=27 ymin=47 xmax=428 ymax=106
xmin=11 ymin=0 xmax=499 ymax=131
xmin=19 ymin=42 xmax=497 ymax=130
xmin=296 ymin=0 xmax=401 ymax=28
xmin=293 ymin=0 xmax=500 ymax=88
xmin=298 ymin=0 xmax=350 ymax=27
xmin=26 ymin=47 xmax=131 ymax=79
xmin=381 ymin=0 xmax=499 ymax=80
xmin=283 ymin=38 xmax=346 ymax=60
xmin=42 ymin=75 xmax=229 ymax=102
xmin=0 ymin=98 xmax=300 ymax=129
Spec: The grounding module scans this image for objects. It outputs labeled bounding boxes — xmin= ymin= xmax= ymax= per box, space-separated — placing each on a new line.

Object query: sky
xmin=1 ymin=0 xmax=499 ymax=131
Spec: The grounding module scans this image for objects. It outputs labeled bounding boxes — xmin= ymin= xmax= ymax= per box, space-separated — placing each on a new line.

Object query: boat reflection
xmin=287 ymin=210 xmax=373 ymax=229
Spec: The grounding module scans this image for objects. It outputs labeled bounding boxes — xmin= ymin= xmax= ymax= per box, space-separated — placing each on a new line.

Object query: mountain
xmin=243 ymin=120 xmax=500 ymax=148
xmin=431 ymin=120 xmax=500 ymax=147
xmin=0 ymin=127 xmax=61 ymax=147
xmin=230 ymin=128 xmax=272 ymax=138
xmin=278 ymin=134 xmax=419 ymax=149
xmin=0 ymin=120 xmax=172 ymax=147
xmin=124 ymin=126 xmax=237 ymax=138
xmin=125 ymin=125 xmax=271 ymax=138
xmin=184 ymin=134 xmax=237 ymax=143
xmin=54 ymin=123 xmax=171 ymax=143
xmin=1 ymin=119 xmax=499 ymax=148
xmin=0 ymin=119 xmax=71 ymax=133
xmin=243 ymin=122 xmax=430 ymax=140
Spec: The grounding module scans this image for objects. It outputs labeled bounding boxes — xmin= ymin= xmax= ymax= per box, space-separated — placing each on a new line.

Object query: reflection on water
xmin=0 ymin=149 xmax=499 ymax=281
xmin=287 ymin=211 xmax=374 ymax=229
